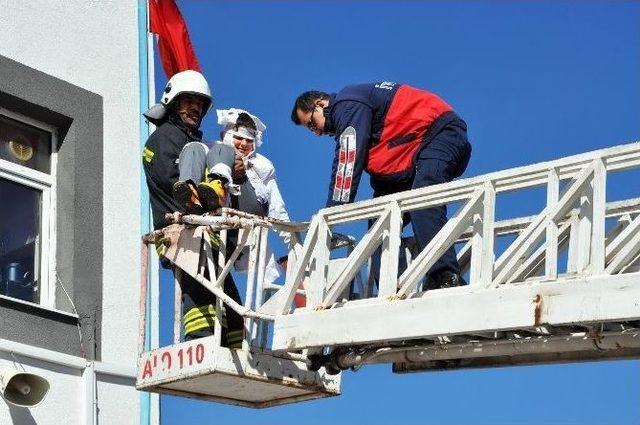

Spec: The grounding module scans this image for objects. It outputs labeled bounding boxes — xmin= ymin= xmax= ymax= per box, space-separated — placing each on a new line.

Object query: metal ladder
xmin=136 ymin=141 xmax=640 ymax=407
xmin=262 ymin=141 xmax=640 ymax=372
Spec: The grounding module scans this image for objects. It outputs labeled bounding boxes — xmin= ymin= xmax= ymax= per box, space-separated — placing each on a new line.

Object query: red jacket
xmin=326 ymin=81 xmax=454 ymax=206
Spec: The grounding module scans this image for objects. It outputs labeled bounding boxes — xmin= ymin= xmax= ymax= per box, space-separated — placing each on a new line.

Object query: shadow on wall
xmin=7 ymin=403 xmax=36 ymax=425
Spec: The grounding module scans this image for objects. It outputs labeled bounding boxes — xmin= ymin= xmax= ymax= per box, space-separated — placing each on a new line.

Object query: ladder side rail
xmin=606 ymin=197 xmax=640 ymax=216
xmin=272 ymin=272 xmax=640 ymax=351
xmin=458 ymin=197 xmax=640 ymax=242
xmin=605 ymin=147 xmax=640 ymax=172
xmin=315 ymin=147 xmax=638 ymax=289
xmin=320 ymin=142 xmax=639 ymax=226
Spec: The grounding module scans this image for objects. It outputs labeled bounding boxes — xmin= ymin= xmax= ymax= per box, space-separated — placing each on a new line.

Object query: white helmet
xmin=144 ymin=70 xmax=212 ymax=125
xmin=161 ymin=70 xmax=212 ymax=111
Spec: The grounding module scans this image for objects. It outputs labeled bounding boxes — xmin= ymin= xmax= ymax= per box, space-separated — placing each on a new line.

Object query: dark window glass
xmin=0 ymin=177 xmax=41 ymax=303
xmin=0 ymin=115 xmax=52 ymax=174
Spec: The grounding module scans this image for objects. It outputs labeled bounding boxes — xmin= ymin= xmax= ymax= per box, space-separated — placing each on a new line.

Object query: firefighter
xmin=291 ymin=82 xmax=472 ymax=289
xmin=142 ymin=70 xmax=243 ymax=347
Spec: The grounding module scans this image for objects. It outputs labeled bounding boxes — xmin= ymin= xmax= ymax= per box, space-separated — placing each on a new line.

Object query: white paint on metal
xmin=263 ymin=142 xmax=640 ymax=361
xmin=140 ymin=141 xmax=639 ymax=404
xmin=136 ymin=336 xmax=339 ymax=408
xmin=545 ymin=168 xmax=560 ymax=279
xmin=379 ymin=202 xmax=402 ymax=297
xmin=307 ymin=216 xmax=331 ymax=308
xmin=398 ymin=190 xmax=483 ymax=296
xmin=273 ymin=274 xmax=640 ymax=350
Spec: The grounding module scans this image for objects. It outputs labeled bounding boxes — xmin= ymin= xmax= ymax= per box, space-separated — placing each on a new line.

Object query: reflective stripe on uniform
xmin=206 ymin=229 xmax=222 ymax=249
xmin=143 ymin=146 xmax=155 ymax=163
xmin=183 ymin=304 xmax=227 ymax=335
xmin=227 ymin=329 xmax=243 ymax=349
xmin=333 ymin=127 xmax=357 ymax=202
xmin=154 ymin=239 xmax=166 ymax=257
xmin=184 ymin=317 xmax=215 ymax=335
xmin=184 ymin=304 xmax=228 ymax=325
xmin=183 ymin=304 xmax=217 ymax=323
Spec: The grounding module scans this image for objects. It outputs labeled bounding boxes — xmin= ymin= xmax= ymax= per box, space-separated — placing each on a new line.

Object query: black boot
xmin=425 ymin=270 xmax=467 ymax=290
xmin=172 ymin=180 xmax=204 ymax=215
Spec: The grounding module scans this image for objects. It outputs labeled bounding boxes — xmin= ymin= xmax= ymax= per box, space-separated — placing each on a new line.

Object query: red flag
xmin=149 ymin=0 xmax=201 ymax=78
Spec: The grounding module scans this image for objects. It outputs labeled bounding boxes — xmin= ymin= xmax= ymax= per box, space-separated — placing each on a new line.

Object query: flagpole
xmin=137 ymin=1 xmax=154 ymax=425
xmin=145 ymin=4 xmax=160 ymax=425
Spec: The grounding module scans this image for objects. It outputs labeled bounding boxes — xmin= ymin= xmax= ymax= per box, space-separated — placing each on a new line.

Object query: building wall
xmin=0 ymin=1 xmax=143 ymax=424
xmin=0 ymin=0 xmax=141 ymax=368
xmin=0 ymin=56 xmax=105 ymax=359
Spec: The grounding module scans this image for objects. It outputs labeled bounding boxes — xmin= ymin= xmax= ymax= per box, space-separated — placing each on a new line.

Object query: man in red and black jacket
xmin=291 ymin=81 xmax=472 ymax=289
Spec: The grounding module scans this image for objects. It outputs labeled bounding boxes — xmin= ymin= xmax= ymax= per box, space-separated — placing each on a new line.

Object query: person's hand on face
xmin=232 ymin=132 xmax=255 ymax=158
xmin=176 ymin=94 xmax=205 ymax=129
xmin=232 ymin=153 xmax=246 ymax=180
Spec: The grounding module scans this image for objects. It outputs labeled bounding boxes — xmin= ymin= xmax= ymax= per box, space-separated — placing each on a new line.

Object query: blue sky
xmin=154 ymin=2 xmax=640 ymax=424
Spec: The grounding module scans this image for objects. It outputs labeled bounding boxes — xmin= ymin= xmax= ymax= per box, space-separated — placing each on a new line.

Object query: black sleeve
xmin=143 ymin=130 xmax=180 ymax=195
xmin=142 ymin=128 xmax=183 ymax=228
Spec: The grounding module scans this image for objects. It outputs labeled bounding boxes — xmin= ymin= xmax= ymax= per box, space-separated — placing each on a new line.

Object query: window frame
xmin=0 ymin=106 xmax=58 ymax=308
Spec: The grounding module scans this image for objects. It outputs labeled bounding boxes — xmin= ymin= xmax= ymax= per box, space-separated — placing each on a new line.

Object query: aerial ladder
xmin=136 ymin=141 xmax=640 ymax=408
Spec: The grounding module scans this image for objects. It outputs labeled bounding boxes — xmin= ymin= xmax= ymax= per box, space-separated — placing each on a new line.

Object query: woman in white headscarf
xmin=215 ymin=108 xmax=290 ymax=285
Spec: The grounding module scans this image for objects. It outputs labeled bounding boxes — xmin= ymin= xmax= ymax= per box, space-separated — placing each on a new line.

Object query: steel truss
xmin=137 ymin=142 xmax=640 ymax=403
xmin=264 ymin=142 xmax=640 ymax=371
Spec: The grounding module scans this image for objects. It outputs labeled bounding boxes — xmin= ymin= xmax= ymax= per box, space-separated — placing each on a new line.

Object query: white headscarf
xmin=216 ymin=108 xmax=266 ymax=147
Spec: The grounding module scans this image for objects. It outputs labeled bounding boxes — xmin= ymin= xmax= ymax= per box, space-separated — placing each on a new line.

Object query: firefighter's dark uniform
xmin=142 ymin=116 xmax=244 ymax=347
xmin=323 ymin=82 xmax=472 ymax=279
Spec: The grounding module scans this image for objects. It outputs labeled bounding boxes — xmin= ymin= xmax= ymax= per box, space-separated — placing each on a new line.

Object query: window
xmin=0 ymin=108 xmax=56 ymax=307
